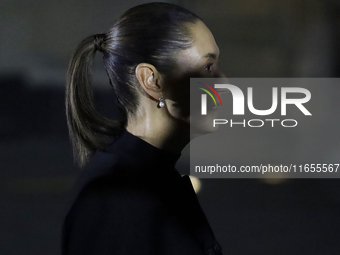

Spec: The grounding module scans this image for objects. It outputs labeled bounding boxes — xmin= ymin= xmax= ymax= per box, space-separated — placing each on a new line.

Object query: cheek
xmin=162 ymin=67 xmax=217 ymax=125
xmin=165 ymin=99 xmax=191 ymax=122
xmin=163 ymin=77 xmax=191 ymax=119
xmin=190 ymin=105 xmax=220 ymax=134
xmin=165 ymin=92 xmax=221 ymax=135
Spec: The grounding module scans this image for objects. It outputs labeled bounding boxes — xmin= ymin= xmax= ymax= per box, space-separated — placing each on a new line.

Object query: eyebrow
xmin=203 ymin=52 xmax=220 ymax=60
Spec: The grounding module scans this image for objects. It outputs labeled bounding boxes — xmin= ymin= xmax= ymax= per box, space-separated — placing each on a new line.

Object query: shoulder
xmin=66 ymin=149 xmax=167 ymax=225
xmin=64 ymin=152 xmax=172 ymax=228
xmin=63 ymin=175 xmax=186 ymax=255
xmin=63 ymin=177 xmax=203 ymax=255
xmin=75 ymin=176 xmax=165 ymax=216
xmin=62 ymin=149 xmax=204 ymax=254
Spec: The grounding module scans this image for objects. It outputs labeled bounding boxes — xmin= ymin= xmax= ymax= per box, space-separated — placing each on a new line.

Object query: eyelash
xmin=205 ymin=63 xmax=214 ymax=72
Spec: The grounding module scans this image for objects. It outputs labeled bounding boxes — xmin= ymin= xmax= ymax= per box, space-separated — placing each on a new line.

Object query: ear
xmin=135 ymin=63 xmax=163 ymax=100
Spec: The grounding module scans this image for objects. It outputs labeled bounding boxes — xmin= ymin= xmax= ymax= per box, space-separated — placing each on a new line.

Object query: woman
xmin=62 ymin=2 xmax=225 ymax=255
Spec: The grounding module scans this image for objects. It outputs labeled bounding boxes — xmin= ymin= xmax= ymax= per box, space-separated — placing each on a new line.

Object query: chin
xmin=190 ymin=119 xmax=219 ymax=141
xmin=191 ymin=105 xmax=220 ymax=131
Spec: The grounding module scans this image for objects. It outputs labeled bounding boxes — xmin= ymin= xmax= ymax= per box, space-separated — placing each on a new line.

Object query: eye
xmin=204 ymin=63 xmax=214 ymax=72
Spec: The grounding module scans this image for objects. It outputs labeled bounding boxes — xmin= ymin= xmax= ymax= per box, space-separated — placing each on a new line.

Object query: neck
xmin=126 ymin=104 xmax=190 ymax=154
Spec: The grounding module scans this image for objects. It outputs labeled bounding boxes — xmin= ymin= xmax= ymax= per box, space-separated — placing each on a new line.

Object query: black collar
xmin=104 ymin=129 xmax=182 ymax=169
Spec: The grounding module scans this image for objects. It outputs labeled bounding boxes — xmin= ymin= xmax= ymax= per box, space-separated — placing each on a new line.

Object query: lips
xmin=215 ymin=88 xmax=230 ymax=94
xmin=214 ymin=88 xmax=229 ymax=107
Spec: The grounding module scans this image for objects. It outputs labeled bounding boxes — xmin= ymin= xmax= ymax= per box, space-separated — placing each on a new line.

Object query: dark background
xmin=1 ymin=0 xmax=340 ymax=254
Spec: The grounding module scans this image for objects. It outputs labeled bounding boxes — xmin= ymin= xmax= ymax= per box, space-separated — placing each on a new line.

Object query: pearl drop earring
xmin=158 ymin=95 xmax=164 ymax=108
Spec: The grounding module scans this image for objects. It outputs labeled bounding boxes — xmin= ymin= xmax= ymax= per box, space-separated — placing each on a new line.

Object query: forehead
xmin=175 ymin=20 xmax=220 ymax=67
xmin=188 ymin=20 xmax=219 ymax=57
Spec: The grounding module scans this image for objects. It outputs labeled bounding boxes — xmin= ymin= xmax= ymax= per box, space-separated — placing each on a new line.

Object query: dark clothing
xmin=62 ymin=130 xmax=223 ymax=255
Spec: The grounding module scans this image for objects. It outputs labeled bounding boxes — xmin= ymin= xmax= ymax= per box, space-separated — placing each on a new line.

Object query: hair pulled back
xmin=65 ymin=2 xmax=200 ymax=167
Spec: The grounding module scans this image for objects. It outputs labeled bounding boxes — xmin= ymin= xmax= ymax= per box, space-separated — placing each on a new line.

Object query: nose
xmin=218 ymin=72 xmax=226 ymax=78
xmin=216 ymin=68 xmax=227 ymax=78
xmin=215 ymin=70 xmax=230 ymax=94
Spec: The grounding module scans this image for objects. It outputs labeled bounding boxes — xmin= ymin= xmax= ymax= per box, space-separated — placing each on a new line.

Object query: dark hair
xmin=65 ymin=2 xmax=201 ymax=167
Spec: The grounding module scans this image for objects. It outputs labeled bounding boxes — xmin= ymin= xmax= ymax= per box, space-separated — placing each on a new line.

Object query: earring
xmin=158 ymin=95 xmax=165 ymax=108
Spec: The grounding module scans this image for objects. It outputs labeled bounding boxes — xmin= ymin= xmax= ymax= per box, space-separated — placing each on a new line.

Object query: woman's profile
xmin=62 ymin=2 xmax=225 ymax=255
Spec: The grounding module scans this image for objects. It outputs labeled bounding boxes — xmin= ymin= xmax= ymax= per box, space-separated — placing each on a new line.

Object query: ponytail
xmin=65 ymin=34 xmax=124 ymax=168
xmin=66 ymin=3 xmax=201 ymax=167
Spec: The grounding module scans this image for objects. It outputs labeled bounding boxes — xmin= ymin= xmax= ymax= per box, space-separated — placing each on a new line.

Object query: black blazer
xmin=62 ymin=130 xmax=223 ymax=255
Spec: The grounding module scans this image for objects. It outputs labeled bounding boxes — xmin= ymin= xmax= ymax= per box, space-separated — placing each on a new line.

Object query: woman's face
xmin=163 ymin=19 xmax=226 ymax=135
